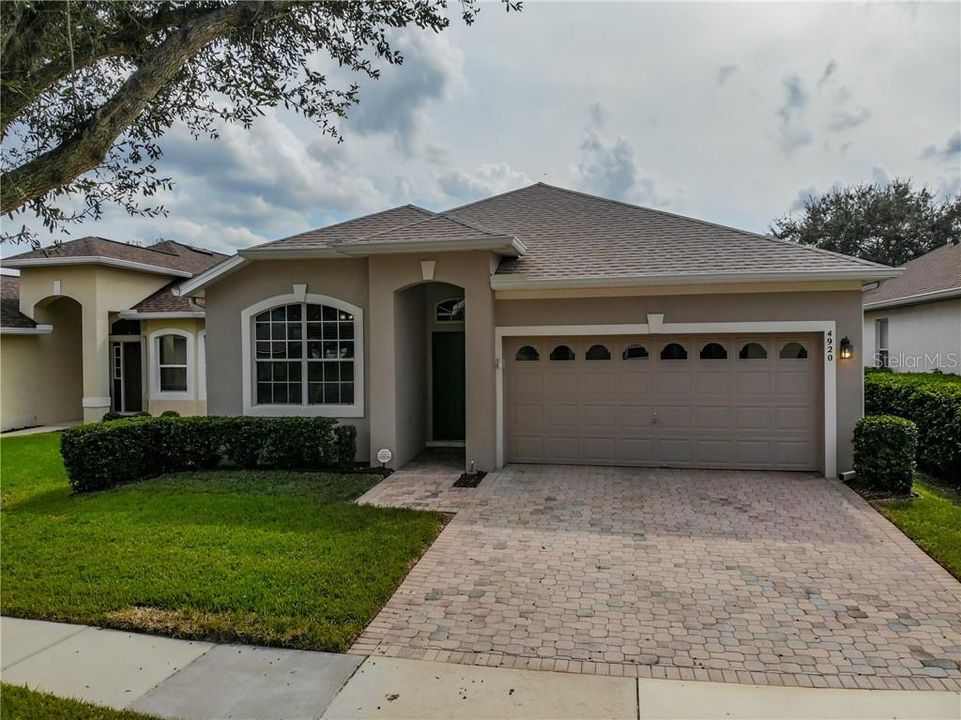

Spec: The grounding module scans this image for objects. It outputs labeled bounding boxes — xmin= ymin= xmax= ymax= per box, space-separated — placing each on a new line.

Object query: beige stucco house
xmin=181 ymin=183 xmax=900 ymax=477
xmin=1 ymin=237 xmax=225 ymax=430
xmin=863 ymin=241 xmax=960 ymax=374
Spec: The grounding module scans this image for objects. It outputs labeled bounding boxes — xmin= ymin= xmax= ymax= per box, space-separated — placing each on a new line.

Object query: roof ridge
xmin=440 ymin=183 xmax=546 ymax=215
xmin=256 ymin=204 xmax=435 ymax=249
xmin=534 ymin=183 xmax=895 ymax=272
xmin=356 ymin=211 xmax=509 ymax=243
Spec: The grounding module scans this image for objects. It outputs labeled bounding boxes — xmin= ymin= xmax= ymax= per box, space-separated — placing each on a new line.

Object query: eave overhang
xmin=2 ymin=256 xmax=192 ymax=278
xmin=863 ymin=286 xmax=961 ymax=311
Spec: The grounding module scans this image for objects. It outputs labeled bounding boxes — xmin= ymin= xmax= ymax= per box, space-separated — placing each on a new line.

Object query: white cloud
xmin=437 ymin=163 xmax=532 ymax=204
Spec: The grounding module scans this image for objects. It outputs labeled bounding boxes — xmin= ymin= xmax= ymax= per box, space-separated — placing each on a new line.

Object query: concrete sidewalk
xmin=2 ymin=617 xmax=959 ymax=720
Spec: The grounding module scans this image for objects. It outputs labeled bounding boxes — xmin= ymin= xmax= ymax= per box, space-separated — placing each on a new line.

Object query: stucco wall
xmin=203 ymin=258 xmax=371 ymax=458
xmin=1 ymin=297 xmax=83 ymax=430
xmin=864 ymin=299 xmax=961 ymax=373
xmin=495 ymin=289 xmax=865 ymax=473
xmin=393 ymin=284 xmax=427 ymax=466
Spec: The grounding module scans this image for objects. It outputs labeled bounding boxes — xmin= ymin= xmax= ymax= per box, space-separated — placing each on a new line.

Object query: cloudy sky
xmin=6 ymin=1 xmax=960 ymax=256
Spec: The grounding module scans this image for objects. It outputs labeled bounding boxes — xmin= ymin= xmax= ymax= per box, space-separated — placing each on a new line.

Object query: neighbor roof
xmin=198 ymin=183 xmax=900 ymax=293
xmin=4 ymin=237 xmax=228 ymax=277
xmin=863 ymin=242 xmax=961 ymax=310
xmin=1 ymin=276 xmax=38 ymax=329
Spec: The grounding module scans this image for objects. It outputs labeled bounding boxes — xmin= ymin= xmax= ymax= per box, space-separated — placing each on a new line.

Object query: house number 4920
xmin=825 ymin=330 xmax=834 ymax=362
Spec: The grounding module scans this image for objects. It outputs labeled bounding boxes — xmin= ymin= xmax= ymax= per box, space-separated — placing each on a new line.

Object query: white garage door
xmin=505 ymin=334 xmax=821 ymax=471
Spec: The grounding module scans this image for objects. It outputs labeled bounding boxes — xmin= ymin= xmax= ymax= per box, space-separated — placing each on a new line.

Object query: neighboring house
xmin=182 ymin=183 xmax=899 ymax=477
xmin=863 ymin=242 xmax=961 ymax=374
xmin=1 ymin=237 xmax=226 ymax=430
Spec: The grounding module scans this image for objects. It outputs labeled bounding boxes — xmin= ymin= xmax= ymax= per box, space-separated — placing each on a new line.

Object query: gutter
xmin=2 ymin=256 xmax=192 ymax=278
xmin=490 ymin=267 xmax=903 ymax=291
xmin=1 ymin=324 xmax=53 ymax=335
xmin=863 ymin=286 xmax=961 ymax=311
xmin=118 ymin=311 xmax=206 ymax=319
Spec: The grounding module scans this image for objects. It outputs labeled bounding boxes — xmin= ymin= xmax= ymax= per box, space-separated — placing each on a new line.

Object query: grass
xmin=1 ymin=433 xmax=445 ymax=651
xmin=0 ymin=684 xmax=161 ymax=720
xmin=876 ymin=475 xmax=961 ymax=581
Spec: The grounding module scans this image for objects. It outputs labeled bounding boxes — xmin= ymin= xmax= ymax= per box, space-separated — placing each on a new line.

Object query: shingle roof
xmin=445 ymin=184 xmax=892 ymax=282
xmin=244 ymin=183 xmax=897 ymax=284
xmin=0 ymin=276 xmax=37 ymax=329
xmin=4 ymin=237 xmax=228 ymax=276
xmin=129 ymin=282 xmax=205 ymax=314
xmin=257 ymin=205 xmax=434 ymax=250
xmin=864 ymin=242 xmax=961 ymax=308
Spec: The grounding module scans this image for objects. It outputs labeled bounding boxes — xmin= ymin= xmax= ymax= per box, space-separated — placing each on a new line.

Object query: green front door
xmin=432 ymin=331 xmax=466 ymax=441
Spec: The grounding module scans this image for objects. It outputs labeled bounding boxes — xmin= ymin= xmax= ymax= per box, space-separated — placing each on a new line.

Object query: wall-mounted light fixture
xmin=839 ymin=336 xmax=853 ymax=360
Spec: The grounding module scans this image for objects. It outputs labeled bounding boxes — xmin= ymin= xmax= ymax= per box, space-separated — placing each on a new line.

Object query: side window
xmin=586 ymin=344 xmax=611 ymax=360
xmin=515 ymin=345 xmax=539 ymax=361
xmin=739 ymin=342 xmax=767 ymax=360
xmin=875 ymin=319 xmax=889 ymax=367
xmin=660 ymin=343 xmax=688 ymax=360
xmin=779 ymin=342 xmax=808 ymax=359
xmin=699 ymin=342 xmax=727 ymax=360
xmin=622 ymin=344 xmax=649 ymax=360
xmin=158 ymin=334 xmax=188 ymax=392
xmin=549 ymin=345 xmax=575 ymax=361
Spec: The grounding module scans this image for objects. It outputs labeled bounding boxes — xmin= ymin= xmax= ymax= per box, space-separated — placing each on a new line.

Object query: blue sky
xmin=5 ymin=1 xmax=960 ymax=256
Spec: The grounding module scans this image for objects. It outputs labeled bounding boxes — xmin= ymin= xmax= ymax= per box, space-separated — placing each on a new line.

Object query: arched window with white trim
xmin=148 ymin=328 xmax=195 ymax=400
xmin=242 ymin=293 xmax=364 ymax=417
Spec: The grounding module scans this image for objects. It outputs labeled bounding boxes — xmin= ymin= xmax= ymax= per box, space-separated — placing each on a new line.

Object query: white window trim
xmin=198 ymin=331 xmax=207 ymax=401
xmin=435 ymin=297 xmax=466 ymax=323
xmin=494 ymin=318 xmax=838 ymax=479
xmin=148 ymin=328 xmax=195 ymax=401
xmin=241 ymin=292 xmax=365 ymax=418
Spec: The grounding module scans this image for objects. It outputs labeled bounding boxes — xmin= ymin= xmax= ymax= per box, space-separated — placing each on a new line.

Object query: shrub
xmin=864 ymin=372 xmax=961 ymax=485
xmin=61 ymin=416 xmax=357 ymax=492
xmin=160 ymin=410 xmax=181 ymax=418
xmin=853 ymin=415 xmax=918 ymax=495
xmin=101 ymin=411 xmax=125 ymax=422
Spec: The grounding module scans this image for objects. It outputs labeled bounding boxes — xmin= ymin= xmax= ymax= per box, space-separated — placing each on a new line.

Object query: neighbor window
xmin=254 ymin=302 xmax=356 ymax=406
xmin=515 ymin=345 xmax=539 ymax=361
xmin=436 ymin=298 xmax=465 ymax=322
xmin=876 ymin=319 xmax=889 ymax=367
xmin=779 ymin=342 xmax=808 ymax=360
xmin=699 ymin=342 xmax=727 ymax=360
xmin=622 ymin=344 xmax=649 ymax=360
xmin=586 ymin=344 xmax=612 ymax=360
xmin=660 ymin=343 xmax=687 ymax=360
xmin=739 ymin=342 xmax=767 ymax=360
xmin=158 ymin=334 xmax=188 ymax=392
xmin=550 ymin=345 xmax=575 ymax=361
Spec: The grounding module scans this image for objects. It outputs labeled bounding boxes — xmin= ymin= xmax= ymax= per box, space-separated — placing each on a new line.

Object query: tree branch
xmin=1 ymin=1 xmax=293 ymax=215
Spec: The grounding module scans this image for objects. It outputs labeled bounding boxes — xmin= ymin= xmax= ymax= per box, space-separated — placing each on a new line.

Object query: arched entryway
xmin=392 ymin=281 xmax=465 ymax=467
xmin=31 ymin=296 xmax=84 ymax=423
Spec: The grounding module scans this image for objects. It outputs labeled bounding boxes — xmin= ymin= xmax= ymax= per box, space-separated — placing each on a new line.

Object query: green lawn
xmin=877 ymin=475 xmax=961 ymax=581
xmin=1 ymin=433 xmax=445 ymax=651
xmin=1 ymin=684 xmax=161 ymax=720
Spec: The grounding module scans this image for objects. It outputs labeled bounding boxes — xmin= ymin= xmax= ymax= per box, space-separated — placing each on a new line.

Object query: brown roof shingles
xmin=864 ymin=242 xmax=961 ymax=307
xmin=252 ymin=183 xmax=893 ymax=281
xmin=130 ymin=282 xmax=205 ymax=314
xmin=4 ymin=237 xmax=228 ymax=276
xmin=0 ymin=276 xmax=37 ymax=329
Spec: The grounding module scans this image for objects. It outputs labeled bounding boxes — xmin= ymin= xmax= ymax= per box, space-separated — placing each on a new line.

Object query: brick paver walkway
xmin=354 ymin=464 xmax=961 ymax=691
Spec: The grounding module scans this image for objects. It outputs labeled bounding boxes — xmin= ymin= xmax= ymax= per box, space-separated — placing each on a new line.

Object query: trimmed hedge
xmin=864 ymin=372 xmax=961 ymax=485
xmin=853 ymin=415 xmax=918 ymax=495
xmin=61 ymin=416 xmax=357 ymax=493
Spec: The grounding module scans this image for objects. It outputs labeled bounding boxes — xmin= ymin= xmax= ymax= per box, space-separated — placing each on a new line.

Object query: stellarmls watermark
xmin=872 ymin=352 xmax=960 ymax=371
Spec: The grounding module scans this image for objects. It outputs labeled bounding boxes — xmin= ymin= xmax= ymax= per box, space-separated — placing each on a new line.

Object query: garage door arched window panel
xmin=660 ymin=342 xmax=688 ymax=360
xmin=148 ymin=329 xmax=195 ymax=401
xmin=550 ymin=345 xmax=575 ymax=361
xmin=242 ymin=293 xmax=364 ymax=417
xmin=739 ymin=342 xmax=767 ymax=360
xmin=515 ymin=345 xmax=540 ymax=361
xmin=436 ymin=298 xmax=465 ymax=322
xmin=586 ymin=344 xmax=612 ymax=360
xmin=779 ymin=342 xmax=809 ymax=360
xmin=699 ymin=342 xmax=728 ymax=360
xmin=622 ymin=344 xmax=649 ymax=360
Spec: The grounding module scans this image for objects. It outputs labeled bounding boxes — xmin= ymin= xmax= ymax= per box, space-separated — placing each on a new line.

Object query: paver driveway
xmin=354 ymin=464 xmax=961 ymax=691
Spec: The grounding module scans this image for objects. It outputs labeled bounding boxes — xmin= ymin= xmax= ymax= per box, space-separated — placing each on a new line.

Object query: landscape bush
xmin=864 ymin=371 xmax=961 ymax=485
xmin=61 ymin=416 xmax=357 ymax=492
xmin=853 ymin=415 xmax=918 ymax=495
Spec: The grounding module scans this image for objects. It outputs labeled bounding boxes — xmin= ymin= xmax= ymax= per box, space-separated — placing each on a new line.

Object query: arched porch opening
xmin=32 ymin=295 xmax=83 ymax=424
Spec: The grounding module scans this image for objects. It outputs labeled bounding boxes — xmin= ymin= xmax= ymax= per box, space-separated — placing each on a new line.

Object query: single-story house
xmin=863 ymin=241 xmax=961 ymax=373
xmin=1 ymin=237 xmax=226 ymax=429
xmin=181 ymin=183 xmax=900 ymax=477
